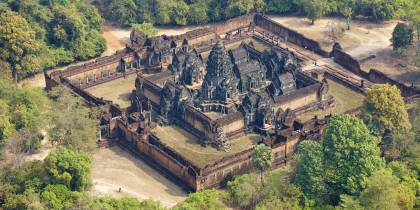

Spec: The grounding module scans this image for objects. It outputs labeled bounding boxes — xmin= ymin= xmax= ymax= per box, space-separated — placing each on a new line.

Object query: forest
xmin=97 ymin=0 xmax=419 ymax=26
xmin=0 ymin=0 xmax=106 ymax=82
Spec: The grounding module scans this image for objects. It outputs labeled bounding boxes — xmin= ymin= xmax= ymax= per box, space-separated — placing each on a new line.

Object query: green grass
xmin=85 ymin=73 xmax=137 ymax=108
xmin=152 ymin=125 xmax=261 ymax=168
xmin=297 ymin=79 xmax=365 ymax=122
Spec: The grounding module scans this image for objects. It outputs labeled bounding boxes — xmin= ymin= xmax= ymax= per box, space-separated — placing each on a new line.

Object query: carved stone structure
xmin=45 ymin=13 xmax=375 ymax=192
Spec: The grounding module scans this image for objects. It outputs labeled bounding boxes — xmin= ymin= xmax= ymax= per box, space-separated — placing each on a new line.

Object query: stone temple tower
xmin=201 ymin=41 xmax=239 ymax=102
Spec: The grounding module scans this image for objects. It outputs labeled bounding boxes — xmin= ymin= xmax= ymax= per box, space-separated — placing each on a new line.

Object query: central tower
xmin=201 ymin=41 xmax=239 ymax=102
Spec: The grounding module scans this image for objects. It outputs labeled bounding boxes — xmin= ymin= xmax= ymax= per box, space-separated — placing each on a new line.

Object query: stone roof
xmin=276 ymin=72 xmax=296 ymax=95
xmin=229 ymin=46 xmax=248 ymax=65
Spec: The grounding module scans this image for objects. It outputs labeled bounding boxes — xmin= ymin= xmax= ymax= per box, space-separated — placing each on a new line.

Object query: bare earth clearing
xmin=269 ymin=16 xmax=419 ymax=86
xmin=90 ymin=146 xmax=186 ymax=207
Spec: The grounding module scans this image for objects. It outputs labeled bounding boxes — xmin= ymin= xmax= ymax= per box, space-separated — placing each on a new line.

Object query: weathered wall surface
xmin=211 ymin=14 xmax=254 ymax=35
xmin=254 ymin=14 xmax=329 ymax=57
xmin=332 ymin=47 xmax=420 ymax=97
xmin=275 ymin=83 xmax=320 ymax=111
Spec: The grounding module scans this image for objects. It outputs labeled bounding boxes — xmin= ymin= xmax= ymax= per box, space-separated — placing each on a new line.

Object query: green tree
xmin=47 ymin=87 xmax=98 ymax=151
xmin=107 ymin=0 xmax=138 ymax=26
xmin=0 ymin=10 xmax=40 ymax=85
xmin=227 ymin=173 xmax=262 ymax=209
xmin=338 ymin=195 xmax=362 ymax=210
xmin=265 ymin=0 xmax=296 ymax=14
xmin=173 ymin=189 xmax=226 ymax=210
xmin=187 ymin=0 xmax=209 ymax=25
xmin=392 ymin=22 xmax=414 ymax=50
xmin=251 ymin=144 xmax=272 ymax=185
xmin=361 ymin=84 xmax=412 ymax=159
xmin=257 ymin=170 xmax=302 ymax=210
xmin=337 ymin=0 xmax=355 ymax=30
xmin=358 ymin=169 xmax=403 ymax=210
xmin=293 ymin=140 xmax=326 ymax=204
xmin=296 ymin=0 xmax=329 ymax=24
xmin=169 ymin=0 xmax=189 ymax=25
xmin=41 ymin=184 xmax=81 ymax=210
xmin=322 ymin=114 xmax=384 ymax=203
xmin=132 ymin=23 xmax=159 ymax=37
xmin=44 ymin=147 xmax=91 ymax=191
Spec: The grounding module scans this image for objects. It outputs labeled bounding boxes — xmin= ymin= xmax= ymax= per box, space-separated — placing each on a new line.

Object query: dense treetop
xmin=0 ymin=0 xmax=106 ymax=80
xmin=97 ymin=0 xmax=419 ymax=26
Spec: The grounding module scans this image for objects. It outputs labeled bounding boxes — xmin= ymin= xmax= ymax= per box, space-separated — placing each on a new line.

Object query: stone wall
xmin=332 ymin=47 xmax=420 ymax=97
xmin=254 ymin=14 xmax=329 ymax=57
xmin=211 ymin=14 xmax=255 ymax=36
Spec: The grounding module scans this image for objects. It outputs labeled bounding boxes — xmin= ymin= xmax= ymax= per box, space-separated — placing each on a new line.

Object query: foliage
xmin=0 ymin=10 xmax=40 ymax=84
xmin=294 ymin=115 xmax=384 ymax=205
xmin=322 ymin=114 xmax=384 ymax=203
xmin=0 ymin=0 xmax=105 ymax=79
xmin=295 ymin=0 xmax=330 ymax=24
xmin=41 ymin=184 xmax=82 ymax=210
xmin=352 ymin=168 xmax=417 ymax=210
xmin=361 ymin=84 xmax=412 ymax=160
xmin=0 ymin=80 xmax=49 ymax=156
xmin=47 ymin=87 xmax=98 ymax=151
xmin=251 ymin=144 xmax=273 ymax=175
xmin=293 ymin=140 xmax=326 ymax=203
xmin=227 ymin=173 xmax=262 ymax=208
xmin=257 ymin=170 xmax=303 ymax=210
xmin=44 ymin=147 xmax=91 ymax=191
xmin=173 ymin=189 xmax=226 ymax=210
xmin=132 ymin=23 xmax=159 ymax=37
xmin=392 ymin=22 xmax=414 ymax=49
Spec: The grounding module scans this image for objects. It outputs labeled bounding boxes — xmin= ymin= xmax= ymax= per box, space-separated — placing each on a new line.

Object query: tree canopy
xmin=0 ymin=0 xmax=106 ymax=80
xmin=294 ymin=114 xmax=385 ymax=205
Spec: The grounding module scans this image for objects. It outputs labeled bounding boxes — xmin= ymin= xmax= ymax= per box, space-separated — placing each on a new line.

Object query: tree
xmin=47 ymin=87 xmax=98 ymax=151
xmin=392 ymin=22 xmax=414 ymax=50
xmin=44 ymin=147 xmax=91 ymax=191
xmin=323 ymin=115 xmax=384 ymax=203
xmin=227 ymin=173 xmax=262 ymax=209
xmin=107 ymin=0 xmax=138 ymax=26
xmin=41 ymin=184 xmax=82 ymax=210
xmin=251 ymin=144 xmax=272 ymax=186
xmin=257 ymin=170 xmax=302 ymax=210
xmin=338 ymin=195 xmax=363 ymax=210
xmin=173 ymin=189 xmax=226 ymax=210
xmin=187 ymin=0 xmax=209 ymax=25
xmin=337 ymin=0 xmax=355 ymax=30
xmin=0 ymin=10 xmax=40 ymax=85
xmin=293 ymin=140 xmax=326 ymax=204
xmin=358 ymin=169 xmax=403 ymax=210
xmin=132 ymin=23 xmax=159 ymax=37
xmin=361 ymin=84 xmax=412 ymax=159
xmin=265 ymin=0 xmax=296 ymax=14
xmin=296 ymin=0 xmax=329 ymax=24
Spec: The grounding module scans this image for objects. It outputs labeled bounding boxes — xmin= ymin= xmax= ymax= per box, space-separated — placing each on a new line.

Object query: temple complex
xmin=45 ymin=13 xmax=383 ymax=191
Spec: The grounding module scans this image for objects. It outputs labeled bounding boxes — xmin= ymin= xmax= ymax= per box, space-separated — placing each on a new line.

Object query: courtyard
xmin=85 ymin=73 xmax=138 ymax=108
xmin=152 ymin=125 xmax=262 ymax=168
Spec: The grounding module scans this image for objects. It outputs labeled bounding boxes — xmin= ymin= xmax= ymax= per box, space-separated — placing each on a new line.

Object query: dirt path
xmin=90 ymin=146 xmax=186 ymax=207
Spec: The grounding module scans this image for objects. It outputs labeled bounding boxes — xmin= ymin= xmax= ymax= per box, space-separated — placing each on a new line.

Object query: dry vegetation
xmin=152 ymin=125 xmax=261 ymax=168
xmin=85 ymin=73 xmax=138 ymax=108
xmin=297 ymin=79 xmax=365 ymax=122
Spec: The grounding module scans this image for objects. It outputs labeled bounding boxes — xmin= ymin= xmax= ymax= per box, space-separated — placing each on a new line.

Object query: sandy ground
xmin=90 ymin=146 xmax=186 ymax=207
xmin=269 ymin=16 xmax=419 ymax=86
xmin=269 ymin=16 xmax=396 ymax=57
